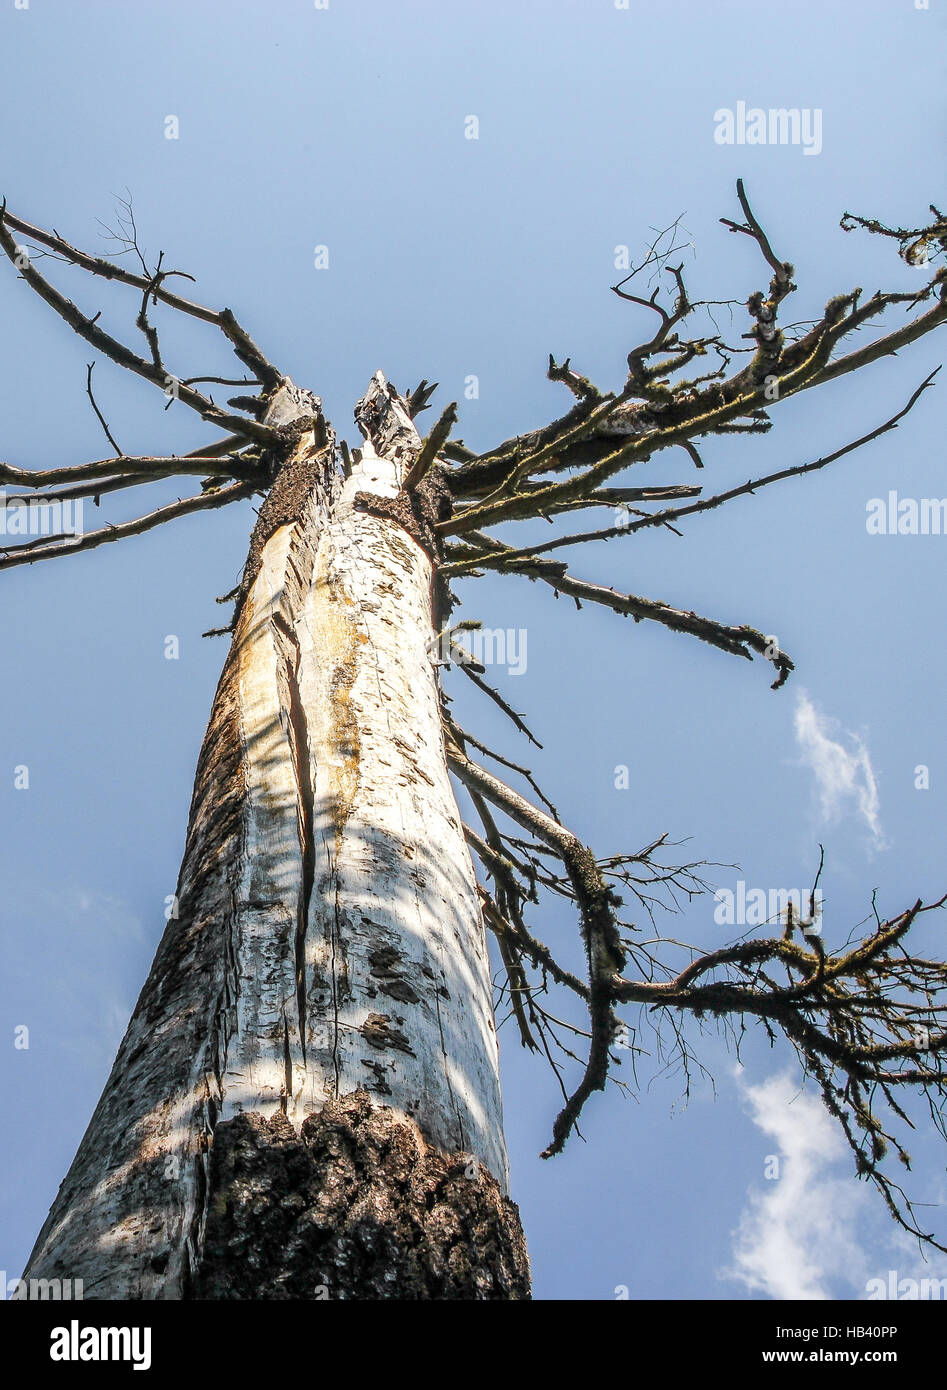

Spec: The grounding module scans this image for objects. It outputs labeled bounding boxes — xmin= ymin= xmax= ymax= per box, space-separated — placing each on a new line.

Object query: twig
xmin=84 ymin=362 xmax=124 ymax=457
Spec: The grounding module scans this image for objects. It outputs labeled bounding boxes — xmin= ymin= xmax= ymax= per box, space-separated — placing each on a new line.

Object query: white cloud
xmin=794 ymin=691 xmax=884 ymax=847
xmin=724 ymin=1070 xmax=869 ymax=1299
xmin=725 ymin=1069 xmax=947 ymax=1301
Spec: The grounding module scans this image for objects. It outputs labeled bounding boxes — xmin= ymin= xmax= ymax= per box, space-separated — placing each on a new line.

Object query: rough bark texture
xmin=23 ymin=374 xmax=528 ymax=1299
xmin=195 ymin=1093 xmax=529 ymax=1300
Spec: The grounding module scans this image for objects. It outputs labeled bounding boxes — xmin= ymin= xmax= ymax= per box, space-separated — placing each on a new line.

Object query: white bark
xmin=24 ymin=378 xmax=510 ymax=1297
xmin=227 ymin=435 xmax=507 ymax=1170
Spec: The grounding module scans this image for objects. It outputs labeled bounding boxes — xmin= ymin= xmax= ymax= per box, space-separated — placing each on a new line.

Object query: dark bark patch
xmin=360 ymin=1012 xmax=416 ymax=1055
xmin=352 ymin=462 xmax=452 ymax=564
xmin=239 ymin=447 xmax=340 ymax=612
xmin=359 ymin=1058 xmax=393 ymax=1095
xmin=194 ymin=1094 xmax=530 ymax=1300
xmin=368 ymin=947 xmax=421 ymax=1005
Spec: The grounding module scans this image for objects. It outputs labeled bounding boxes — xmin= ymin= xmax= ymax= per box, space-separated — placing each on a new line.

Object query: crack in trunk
xmin=272 ymin=603 xmax=314 ymax=1074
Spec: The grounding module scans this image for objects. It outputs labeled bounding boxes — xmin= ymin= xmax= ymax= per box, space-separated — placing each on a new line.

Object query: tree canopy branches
xmin=3 ymin=184 xmax=942 ymax=586
xmin=4 ymin=184 xmax=947 ymax=1249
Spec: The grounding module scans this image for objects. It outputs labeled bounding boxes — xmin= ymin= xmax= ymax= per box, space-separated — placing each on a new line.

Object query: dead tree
xmin=3 ymin=183 xmax=947 ymax=1299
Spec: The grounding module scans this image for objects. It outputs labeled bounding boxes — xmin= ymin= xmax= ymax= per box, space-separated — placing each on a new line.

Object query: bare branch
xmin=0 ymin=452 xmax=262 ymax=490
xmin=1 ymin=205 xmax=284 ymax=390
xmin=445 ymin=712 xmax=559 ymax=819
xmin=402 ymin=400 xmax=458 ymax=492
xmin=451 ymin=647 xmax=544 ymax=747
xmin=444 ymin=187 xmax=946 ymax=516
xmin=0 ymin=208 xmax=278 ymax=441
xmin=0 ymin=480 xmax=254 ymax=572
xmin=720 ymin=177 xmax=795 ymax=305
xmin=406 ymin=379 xmax=439 ymax=417
xmin=446 ymin=529 xmax=793 ymax=688
xmin=553 ymin=370 xmax=939 ymax=543
xmin=446 ymin=740 xmax=626 ymax=1157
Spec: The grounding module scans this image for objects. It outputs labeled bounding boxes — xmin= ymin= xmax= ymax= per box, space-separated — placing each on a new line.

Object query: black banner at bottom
xmin=2 ymin=1297 xmax=943 ymax=1374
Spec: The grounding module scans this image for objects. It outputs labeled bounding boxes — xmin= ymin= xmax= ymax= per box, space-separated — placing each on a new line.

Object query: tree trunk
xmin=24 ymin=377 xmax=530 ymax=1300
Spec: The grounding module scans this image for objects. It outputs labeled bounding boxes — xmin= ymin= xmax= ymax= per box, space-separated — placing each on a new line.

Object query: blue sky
xmin=1 ymin=0 xmax=945 ymax=1300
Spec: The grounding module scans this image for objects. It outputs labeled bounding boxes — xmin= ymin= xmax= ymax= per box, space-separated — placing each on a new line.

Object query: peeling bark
xmin=24 ymin=375 xmax=527 ymax=1300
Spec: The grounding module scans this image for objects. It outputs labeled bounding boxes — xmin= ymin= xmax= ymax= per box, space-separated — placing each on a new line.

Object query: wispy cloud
xmin=794 ymin=691 xmax=884 ymax=847
xmin=724 ymin=1070 xmax=869 ymax=1299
